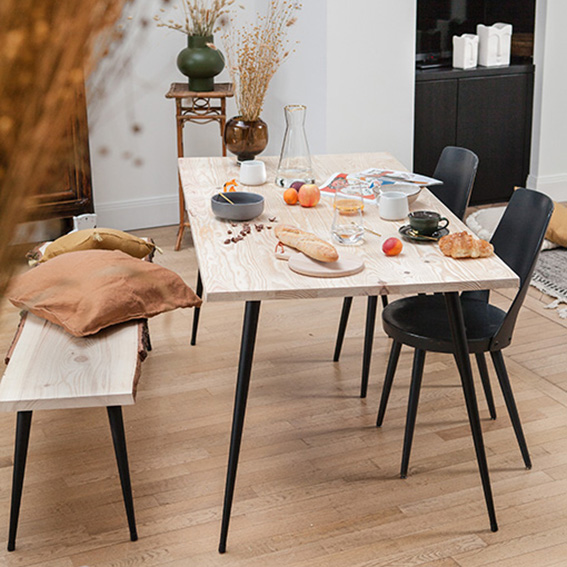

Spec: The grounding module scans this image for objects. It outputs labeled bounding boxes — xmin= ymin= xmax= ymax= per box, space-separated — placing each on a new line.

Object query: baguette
xmin=275 ymin=225 xmax=339 ymax=263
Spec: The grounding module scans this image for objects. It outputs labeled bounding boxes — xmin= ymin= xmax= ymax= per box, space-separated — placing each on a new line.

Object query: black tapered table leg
xmin=333 ymin=297 xmax=353 ymax=362
xmin=191 ymin=270 xmax=203 ymax=346
xmin=8 ymin=411 xmax=33 ymax=552
xmin=476 ymin=353 xmax=497 ymax=420
xmin=360 ymin=296 xmax=378 ymax=398
xmin=219 ymin=300 xmax=261 ymax=554
xmin=445 ymin=292 xmax=498 ymax=532
xmin=107 ymin=406 xmax=138 ymax=542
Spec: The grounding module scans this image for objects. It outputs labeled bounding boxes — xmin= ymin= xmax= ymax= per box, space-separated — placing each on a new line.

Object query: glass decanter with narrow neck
xmin=275 ymin=105 xmax=315 ymax=188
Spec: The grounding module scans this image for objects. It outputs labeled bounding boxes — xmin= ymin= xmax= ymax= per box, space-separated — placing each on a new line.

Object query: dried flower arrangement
xmin=222 ymin=0 xmax=300 ymax=121
xmin=0 ymin=0 xmax=132 ymax=298
xmin=154 ymin=0 xmax=236 ymax=37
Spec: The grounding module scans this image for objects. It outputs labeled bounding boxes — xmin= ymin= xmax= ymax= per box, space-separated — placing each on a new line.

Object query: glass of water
xmin=331 ymin=180 xmax=365 ymax=244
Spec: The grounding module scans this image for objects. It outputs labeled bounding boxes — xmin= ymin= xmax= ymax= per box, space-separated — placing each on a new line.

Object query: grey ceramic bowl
xmin=211 ymin=192 xmax=265 ymax=221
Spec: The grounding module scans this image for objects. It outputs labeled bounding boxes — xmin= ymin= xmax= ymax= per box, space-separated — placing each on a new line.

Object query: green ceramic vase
xmin=176 ymin=35 xmax=224 ymax=92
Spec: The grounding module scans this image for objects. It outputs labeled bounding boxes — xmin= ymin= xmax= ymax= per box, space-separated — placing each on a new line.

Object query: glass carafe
xmin=275 ymin=105 xmax=315 ymax=188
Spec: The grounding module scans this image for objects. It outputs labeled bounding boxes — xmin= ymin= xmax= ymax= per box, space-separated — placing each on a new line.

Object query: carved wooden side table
xmin=165 ymin=82 xmax=234 ymax=250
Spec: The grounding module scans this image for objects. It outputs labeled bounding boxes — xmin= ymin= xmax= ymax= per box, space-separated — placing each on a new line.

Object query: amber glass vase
xmin=224 ymin=117 xmax=268 ymax=162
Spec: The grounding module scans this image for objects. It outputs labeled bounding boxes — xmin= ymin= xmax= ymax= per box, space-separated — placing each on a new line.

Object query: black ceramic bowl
xmin=211 ymin=192 xmax=265 ymax=221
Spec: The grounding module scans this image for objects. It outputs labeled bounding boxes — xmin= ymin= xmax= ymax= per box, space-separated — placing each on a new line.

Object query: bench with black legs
xmin=0 ymin=313 xmax=148 ymax=551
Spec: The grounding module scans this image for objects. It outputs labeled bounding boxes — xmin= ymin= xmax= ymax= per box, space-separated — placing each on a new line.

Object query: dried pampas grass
xmin=0 ymin=0 xmax=131 ymax=298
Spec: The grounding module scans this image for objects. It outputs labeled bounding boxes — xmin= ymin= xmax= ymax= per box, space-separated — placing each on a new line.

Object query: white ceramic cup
xmin=379 ymin=191 xmax=409 ymax=220
xmin=240 ymin=160 xmax=267 ymax=186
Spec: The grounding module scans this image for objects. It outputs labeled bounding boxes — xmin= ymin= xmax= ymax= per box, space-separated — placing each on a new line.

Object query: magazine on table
xmin=320 ymin=169 xmax=443 ymax=201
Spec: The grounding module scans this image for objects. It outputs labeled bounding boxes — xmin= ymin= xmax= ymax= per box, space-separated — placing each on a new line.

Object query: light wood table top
xmin=179 ymin=152 xmax=519 ymax=302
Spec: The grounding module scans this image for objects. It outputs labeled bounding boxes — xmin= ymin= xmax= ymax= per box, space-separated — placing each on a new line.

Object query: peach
xmin=382 ymin=237 xmax=403 ymax=256
xmin=298 ymin=184 xmax=321 ymax=207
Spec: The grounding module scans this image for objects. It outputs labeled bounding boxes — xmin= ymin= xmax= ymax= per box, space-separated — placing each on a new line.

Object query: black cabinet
xmin=414 ymin=64 xmax=534 ymax=205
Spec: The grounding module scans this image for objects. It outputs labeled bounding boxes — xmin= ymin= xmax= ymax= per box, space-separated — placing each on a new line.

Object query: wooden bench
xmin=0 ymin=312 xmax=149 ymax=551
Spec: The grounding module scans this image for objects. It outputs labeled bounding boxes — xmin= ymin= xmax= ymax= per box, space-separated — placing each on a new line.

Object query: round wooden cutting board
xmin=288 ymin=252 xmax=365 ymax=278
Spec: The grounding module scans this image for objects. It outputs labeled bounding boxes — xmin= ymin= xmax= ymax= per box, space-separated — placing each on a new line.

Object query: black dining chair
xmin=333 ymin=146 xmax=479 ymax=398
xmin=377 ymin=188 xmax=553 ymax=484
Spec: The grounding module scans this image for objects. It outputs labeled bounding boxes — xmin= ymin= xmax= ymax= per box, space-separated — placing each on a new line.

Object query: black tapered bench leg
xmin=191 ymin=270 xmax=203 ymax=346
xmin=333 ymin=297 xmax=353 ymax=362
xmin=107 ymin=406 xmax=138 ymax=542
xmin=8 ymin=411 xmax=33 ymax=552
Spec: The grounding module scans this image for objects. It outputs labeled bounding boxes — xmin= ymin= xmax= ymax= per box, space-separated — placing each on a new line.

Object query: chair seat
xmin=382 ymin=295 xmax=506 ymax=354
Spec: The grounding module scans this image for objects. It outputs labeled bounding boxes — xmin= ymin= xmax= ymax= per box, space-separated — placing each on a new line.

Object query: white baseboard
xmin=527 ymin=173 xmax=567 ymax=202
xmin=94 ymin=194 xmax=179 ymax=231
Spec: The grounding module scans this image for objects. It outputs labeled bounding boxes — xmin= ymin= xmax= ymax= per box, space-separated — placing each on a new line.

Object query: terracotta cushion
xmin=8 ymin=250 xmax=202 ymax=337
xmin=40 ymin=228 xmax=155 ymax=262
xmin=545 ymin=202 xmax=567 ymax=247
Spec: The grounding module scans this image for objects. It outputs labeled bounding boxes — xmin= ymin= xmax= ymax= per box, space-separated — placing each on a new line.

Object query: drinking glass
xmin=331 ymin=181 xmax=365 ymax=244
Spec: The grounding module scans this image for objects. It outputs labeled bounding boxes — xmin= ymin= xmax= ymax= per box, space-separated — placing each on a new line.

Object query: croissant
xmin=438 ymin=231 xmax=494 ymax=259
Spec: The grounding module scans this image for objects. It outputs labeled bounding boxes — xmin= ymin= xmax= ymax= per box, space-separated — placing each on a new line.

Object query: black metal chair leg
xmin=8 ymin=411 xmax=33 ymax=552
xmin=333 ymin=297 xmax=353 ymax=362
xmin=376 ymin=340 xmax=402 ymax=427
xmin=400 ymin=349 xmax=426 ymax=479
xmin=381 ymin=295 xmax=388 ymax=308
xmin=219 ymin=300 xmax=261 ymax=554
xmin=490 ymin=351 xmax=532 ymax=469
xmin=107 ymin=406 xmax=138 ymax=542
xmin=445 ymin=292 xmax=498 ymax=532
xmin=476 ymin=353 xmax=497 ymax=419
xmin=360 ymin=296 xmax=378 ymax=398
xmin=190 ymin=270 xmax=203 ymax=346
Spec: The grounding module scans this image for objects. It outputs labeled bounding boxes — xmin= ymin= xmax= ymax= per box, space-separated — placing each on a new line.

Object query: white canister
xmin=452 ymin=34 xmax=479 ymax=70
xmin=379 ymin=191 xmax=409 ymax=221
xmin=477 ymin=23 xmax=513 ymax=67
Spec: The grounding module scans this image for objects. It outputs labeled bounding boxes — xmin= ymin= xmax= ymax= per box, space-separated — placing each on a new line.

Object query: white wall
xmin=326 ymin=0 xmax=416 ymax=167
xmin=88 ymin=0 xmax=416 ymax=230
xmin=528 ymin=0 xmax=567 ymax=200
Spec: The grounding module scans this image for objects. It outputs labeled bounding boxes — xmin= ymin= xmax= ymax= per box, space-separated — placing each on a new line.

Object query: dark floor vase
xmin=224 ymin=117 xmax=268 ymax=162
xmin=176 ymin=35 xmax=224 ymax=92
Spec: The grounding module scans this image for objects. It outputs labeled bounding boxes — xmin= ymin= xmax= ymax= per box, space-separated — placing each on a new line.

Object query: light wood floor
xmin=1 ymin=225 xmax=566 ymax=566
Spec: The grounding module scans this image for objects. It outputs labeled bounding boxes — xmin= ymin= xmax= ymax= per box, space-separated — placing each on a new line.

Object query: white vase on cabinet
xmin=453 ymin=34 xmax=479 ymax=69
xmin=477 ymin=23 xmax=513 ymax=67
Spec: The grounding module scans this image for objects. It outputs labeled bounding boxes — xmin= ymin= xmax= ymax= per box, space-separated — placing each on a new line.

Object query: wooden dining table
xmin=178 ymin=152 xmax=519 ymax=553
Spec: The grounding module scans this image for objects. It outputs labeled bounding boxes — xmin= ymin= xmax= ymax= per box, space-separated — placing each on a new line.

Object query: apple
xmin=298 ymin=184 xmax=321 ymax=207
xmin=382 ymin=237 xmax=403 ymax=256
xmin=290 ymin=181 xmax=304 ymax=191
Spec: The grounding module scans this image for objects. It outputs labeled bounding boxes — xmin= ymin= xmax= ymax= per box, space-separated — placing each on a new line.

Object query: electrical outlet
xmin=72 ymin=214 xmax=97 ymax=231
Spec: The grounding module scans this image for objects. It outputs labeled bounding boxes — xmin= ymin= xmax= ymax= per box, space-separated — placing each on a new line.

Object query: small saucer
xmin=399 ymin=225 xmax=449 ymax=242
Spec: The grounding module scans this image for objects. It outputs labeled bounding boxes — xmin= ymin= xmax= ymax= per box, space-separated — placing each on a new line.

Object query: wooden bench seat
xmin=1 ymin=312 xmax=147 ymax=551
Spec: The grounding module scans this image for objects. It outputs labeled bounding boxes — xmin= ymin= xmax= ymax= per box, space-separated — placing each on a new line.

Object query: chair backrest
xmin=490 ymin=188 xmax=553 ymax=349
xmin=430 ymin=146 xmax=479 ymax=220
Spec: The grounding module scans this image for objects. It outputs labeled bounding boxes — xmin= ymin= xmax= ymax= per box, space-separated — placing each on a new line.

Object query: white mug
xmin=240 ymin=160 xmax=267 ymax=186
xmin=379 ymin=191 xmax=409 ymax=220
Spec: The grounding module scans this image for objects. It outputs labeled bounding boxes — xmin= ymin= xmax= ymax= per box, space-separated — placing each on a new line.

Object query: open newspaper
xmin=320 ymin=168 xmax=442 ymax=200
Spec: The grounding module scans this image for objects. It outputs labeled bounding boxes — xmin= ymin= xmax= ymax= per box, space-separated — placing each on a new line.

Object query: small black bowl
xmin=211 ymin=192 xmax=265 ymax=221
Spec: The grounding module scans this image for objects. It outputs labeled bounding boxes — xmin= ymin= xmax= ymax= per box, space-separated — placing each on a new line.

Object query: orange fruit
xmin=283 ymin=187 xmax=298 ymax=205
xmin=382 ymin=237 xmax=403 ymax=256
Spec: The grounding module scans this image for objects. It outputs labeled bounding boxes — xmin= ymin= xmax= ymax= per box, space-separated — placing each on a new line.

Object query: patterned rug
xmin=531 ymin=248 xmax=567 ymax=318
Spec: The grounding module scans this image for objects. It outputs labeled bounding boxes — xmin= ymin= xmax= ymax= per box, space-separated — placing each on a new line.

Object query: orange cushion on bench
xmin=8 ymin=250 xmax=202 ymax=337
